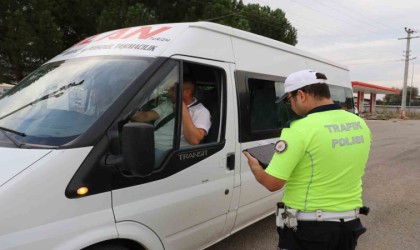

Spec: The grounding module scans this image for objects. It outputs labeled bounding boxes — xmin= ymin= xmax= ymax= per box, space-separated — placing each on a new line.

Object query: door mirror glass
xmin=120 ymin=122 xmax=155 ymax=177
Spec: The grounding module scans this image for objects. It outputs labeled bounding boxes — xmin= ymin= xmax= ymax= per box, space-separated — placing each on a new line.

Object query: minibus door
xmin=112 ymin=57 xmax=238 ymax=249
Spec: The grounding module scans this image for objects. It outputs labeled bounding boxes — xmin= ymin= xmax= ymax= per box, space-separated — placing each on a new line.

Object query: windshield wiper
xmin=0 ymin=80 xmax=84 ymax=121
xmin=0 ymin=127 xmax=26 ymax=147
xmin=0 ymin=126 xmax=26 ymax=137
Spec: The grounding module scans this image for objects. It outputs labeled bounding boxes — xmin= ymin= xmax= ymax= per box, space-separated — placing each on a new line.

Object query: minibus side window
xmin=235 ymin=71 xmax=299 ymax=142
xmin=133 ymin=62 xmax=180 ymax=166
xmin=329 ymin=85 xmax=355 ymax=111
xmin=248 ymin=78 xmax=296 ymax=132
xmin=130 ymin=60 xmax=226 ymax=171
xmin=183 ymin=62 xmax=225 ymax=145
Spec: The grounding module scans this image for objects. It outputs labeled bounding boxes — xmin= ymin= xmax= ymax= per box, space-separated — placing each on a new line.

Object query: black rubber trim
xmin=235 ymin=70 xmax=286 ymax=143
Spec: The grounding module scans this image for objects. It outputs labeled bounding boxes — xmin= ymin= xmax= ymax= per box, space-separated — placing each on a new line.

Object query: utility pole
xmin=398 ymin=28 xmax=419 ymax=118
xmin=410 ymin=62 xmax=415 ymax=106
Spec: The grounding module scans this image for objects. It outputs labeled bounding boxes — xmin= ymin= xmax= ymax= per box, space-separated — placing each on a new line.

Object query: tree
xmin=0 ymin=0 xmax=65 ymax=82
xmin=383 ymin=87 xmax=401 ymax=103
xmin=52 ymin=0 xmax=105 ymax=46
xmin=407 ymin=86 xmax=419 ymax=105
xmin=97 ymin=2 xmax=157 ymax=33
xmin=137 ymin=0 xmax=297 ymax=45
xmin=383 ymin=86 xmax=418 ymax=105
xmin=0 ymin=0 xmax=298 ymax=82
xmin=238 ymin=4 xmax=297 ymax=45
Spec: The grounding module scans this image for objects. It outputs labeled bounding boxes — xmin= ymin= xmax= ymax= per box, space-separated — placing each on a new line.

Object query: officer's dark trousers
xmin=277 ymin=218 xmax=366 ymax=250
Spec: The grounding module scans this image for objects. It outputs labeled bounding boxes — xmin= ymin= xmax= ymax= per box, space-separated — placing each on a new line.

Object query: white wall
xmin=372 ymin=105 xmax=420 ymax=114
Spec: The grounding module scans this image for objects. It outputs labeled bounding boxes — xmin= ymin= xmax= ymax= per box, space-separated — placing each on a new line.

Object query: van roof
xmin=48 ymin=22 xmax=348 ymax=71
xmin=190 ymin=22 xmax=348 ymax=70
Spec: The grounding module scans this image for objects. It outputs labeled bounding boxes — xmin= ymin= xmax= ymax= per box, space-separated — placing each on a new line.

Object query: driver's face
xmin=167 ymin=84 xmax=177 ymax=102
xmin=90 ymin=89 xmax=103 ymax=105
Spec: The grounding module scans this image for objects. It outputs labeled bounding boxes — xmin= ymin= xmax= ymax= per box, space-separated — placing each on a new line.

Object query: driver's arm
xmin=181 ymin=102 xmax=207 ymax=145
xmin=131 ymin=110 xmax=159 ymax=123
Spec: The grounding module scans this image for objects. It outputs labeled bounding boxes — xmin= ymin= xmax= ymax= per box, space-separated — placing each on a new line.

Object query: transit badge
xmin=275 ymin=140 xmax=288 ymax=154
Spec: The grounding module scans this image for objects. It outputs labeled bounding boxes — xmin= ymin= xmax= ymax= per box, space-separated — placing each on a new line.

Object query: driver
xmin=131 ymin=75 xmax=211 ymax=151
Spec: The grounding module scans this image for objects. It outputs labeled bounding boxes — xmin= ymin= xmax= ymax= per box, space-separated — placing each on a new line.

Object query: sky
xmin=242 ymin=0 xmax=420 ymax=98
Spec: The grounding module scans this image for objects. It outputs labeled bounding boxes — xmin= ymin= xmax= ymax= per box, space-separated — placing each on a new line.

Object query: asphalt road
xmin=207 ymin=119 xmax=420 ymax=250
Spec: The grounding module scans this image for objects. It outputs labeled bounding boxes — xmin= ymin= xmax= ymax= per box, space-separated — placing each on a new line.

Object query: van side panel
xmin=116 ymin=221 xmax=164 ymax=250
xmin=161 ymin=27 xmax=235 ymax=63
xmin=229 ymin=33 xmax=352 ymax=233
xmin=230 ymin=34 xmax=350 ymax=85
xmin=305 ymin=59 xmax=351 ymax=88
xmin=231 ymin=36 xmax=307 ymax=77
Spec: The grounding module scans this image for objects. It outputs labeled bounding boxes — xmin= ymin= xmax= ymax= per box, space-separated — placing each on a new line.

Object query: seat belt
xmin=154 ymin=101 xmax=201 ymax=131
xmin=154 ymin=113 xmax=175 ymax=131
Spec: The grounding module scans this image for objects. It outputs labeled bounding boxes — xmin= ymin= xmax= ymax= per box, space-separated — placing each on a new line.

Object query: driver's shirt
xmin=153 ymin=99 xmax=211 ymax=149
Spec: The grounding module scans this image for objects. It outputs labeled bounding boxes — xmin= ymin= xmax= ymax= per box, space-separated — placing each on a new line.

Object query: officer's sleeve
xmin=265 ymin=128 xmax=306 ymax=181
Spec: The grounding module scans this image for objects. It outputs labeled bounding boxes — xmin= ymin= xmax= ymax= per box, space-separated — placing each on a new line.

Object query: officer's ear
xmin=297 ymin=89 xmax=307 ymax=103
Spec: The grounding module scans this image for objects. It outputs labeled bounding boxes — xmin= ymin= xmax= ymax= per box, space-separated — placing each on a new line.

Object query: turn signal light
xmin=76 ymin=187 xmax=89 ymax=196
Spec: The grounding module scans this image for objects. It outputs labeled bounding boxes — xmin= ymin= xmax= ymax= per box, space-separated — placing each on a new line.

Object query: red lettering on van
xmin=121 ymin=26 xmax=171 ymax=39
xmin=71 ymin=26 xmax=172 ymax=48
xmin=96 ymin=28 xmax=131 ymax=41
xmin=71 ymin=34 xmax=99 ymax=47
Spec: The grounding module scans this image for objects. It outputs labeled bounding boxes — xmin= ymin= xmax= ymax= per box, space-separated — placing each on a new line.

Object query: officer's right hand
xmin=242 ymin=151 xmax=260 ymax=169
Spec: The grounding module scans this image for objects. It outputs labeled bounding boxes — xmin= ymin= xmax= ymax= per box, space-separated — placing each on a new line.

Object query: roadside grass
xmin=361 ymin=111 xmax=420 ymax=120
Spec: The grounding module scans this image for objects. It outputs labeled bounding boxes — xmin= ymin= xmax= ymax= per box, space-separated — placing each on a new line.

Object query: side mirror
xmin=114 ymin=122 xmax=155 ymax=177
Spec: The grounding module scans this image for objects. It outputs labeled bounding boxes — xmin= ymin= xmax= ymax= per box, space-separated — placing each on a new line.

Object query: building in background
xmin=352 ymin=81 xmax=400 ymax=113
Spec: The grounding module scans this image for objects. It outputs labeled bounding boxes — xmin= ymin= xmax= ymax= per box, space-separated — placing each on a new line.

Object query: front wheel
xmin=84 ymin=241 xmax=144 ymax=250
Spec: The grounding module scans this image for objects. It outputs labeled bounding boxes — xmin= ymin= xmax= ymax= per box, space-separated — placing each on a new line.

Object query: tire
xmin=86 ymin=242 xmax=135 ymax=250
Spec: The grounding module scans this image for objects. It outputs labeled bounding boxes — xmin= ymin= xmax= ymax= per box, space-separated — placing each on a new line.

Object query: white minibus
xmin=0 ymin=22 xmax=355 ymax=250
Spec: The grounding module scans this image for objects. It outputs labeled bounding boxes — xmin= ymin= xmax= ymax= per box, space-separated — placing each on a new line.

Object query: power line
xmin=200 ymin=9 xmax=345 ymax=52
xmin=285 ymin=17 xmax=352 ymax=42
xmin=285 ymin=10 xmax=359 ymax=37
xmin=197 ymin=1 xmax=403 ymax=66
xmin=200 ymin=10 xmax=302 ymax=43
xmin=284 ymin=10 xmax=393 ymax=46
xmin=198 ymin=0 xmax=394 ymax=46
xmin=326 ymin=0 xmax=401 ymax=33
xmin=277 ymin=2 xmax=402 ymax=63
xmin=237 ymin=9 xmax=385 ymax=51
xmin=311 ymin=0 xmax=398 ymax=33
xmin=244 ymin=0 xmax=376 ymax=40
xmin=292 ymin=24 xmax=401 ymax=60
xmin=346 ymin=59 xmax=402 ymax=66
xmin=204 ymin=13 xmax=237 ymax=21
xmin=287 ymin=0 xmax=379 ymax=33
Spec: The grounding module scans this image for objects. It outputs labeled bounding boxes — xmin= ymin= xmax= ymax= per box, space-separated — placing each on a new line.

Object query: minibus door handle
xmin=226 ymin=153 xmax=235 ymax=171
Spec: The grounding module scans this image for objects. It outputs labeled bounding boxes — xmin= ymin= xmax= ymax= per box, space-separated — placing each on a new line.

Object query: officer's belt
xmin=297 ymin=209 xmax=359 ymax=222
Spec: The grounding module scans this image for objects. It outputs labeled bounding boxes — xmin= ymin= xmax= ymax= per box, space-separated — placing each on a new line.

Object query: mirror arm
xmin=104 ymin=154 xmax=124 ymax=166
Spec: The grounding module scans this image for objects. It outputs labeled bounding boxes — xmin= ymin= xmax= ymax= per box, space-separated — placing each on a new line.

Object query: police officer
xmin=243 ymin=70 xmax=372 ymax=250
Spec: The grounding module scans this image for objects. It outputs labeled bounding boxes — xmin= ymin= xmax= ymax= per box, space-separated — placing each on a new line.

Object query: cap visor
xmin=275 ymin=93 xmax=288 ymax=103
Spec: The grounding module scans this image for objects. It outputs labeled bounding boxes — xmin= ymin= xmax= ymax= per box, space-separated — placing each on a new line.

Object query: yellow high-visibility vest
xmin=266 ymin=104 xmax=372 ymax=212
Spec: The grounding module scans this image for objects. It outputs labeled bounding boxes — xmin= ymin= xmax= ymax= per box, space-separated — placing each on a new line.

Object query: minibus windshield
xmin=0 ymin=56 xmax=152 ymax=147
